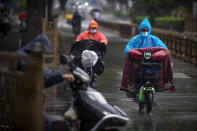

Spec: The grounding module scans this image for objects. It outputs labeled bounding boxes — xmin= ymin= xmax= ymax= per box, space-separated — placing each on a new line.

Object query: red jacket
xmin=75 ymin=20 xmax=108 ymax=45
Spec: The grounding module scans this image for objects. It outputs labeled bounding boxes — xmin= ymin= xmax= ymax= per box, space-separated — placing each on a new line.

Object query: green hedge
xmin=155 ymin=17 xmax=184 ymax=32
xmin=135 ymin=16 xmax=150 ymax=25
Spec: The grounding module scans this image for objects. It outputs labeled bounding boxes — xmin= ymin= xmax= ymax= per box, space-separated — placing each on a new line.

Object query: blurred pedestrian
xmin=71 ymin=11 xmax=82 ymax=35
xmin=93 ymin=11 xmax=100 ymax=22
xmin=0 ymin=8 xmax=12 ymax=39
xmin=18 ymin=12 xmax=27 ymax=48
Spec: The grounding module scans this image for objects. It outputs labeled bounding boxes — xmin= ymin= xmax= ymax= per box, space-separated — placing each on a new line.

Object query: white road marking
xmin=173 ymin=73 xmax=191 ymax=79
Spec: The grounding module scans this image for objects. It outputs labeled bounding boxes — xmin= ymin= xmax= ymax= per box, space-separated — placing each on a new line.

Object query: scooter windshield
xmin=70 ymin=39 xmax=106 ymax=58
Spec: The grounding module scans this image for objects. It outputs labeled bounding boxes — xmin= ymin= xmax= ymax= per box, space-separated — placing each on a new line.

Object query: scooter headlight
xmin=81 ymin=50 xmax=98 ymax=67
xmin=144 ymin=52 xmax=152 ymax=60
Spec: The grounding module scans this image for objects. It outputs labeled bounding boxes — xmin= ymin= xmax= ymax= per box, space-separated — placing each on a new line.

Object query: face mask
xmin=90 ymin=29 xmax=97 ymax=34
xmin=141 ymin=32 xmax=148 ymax=37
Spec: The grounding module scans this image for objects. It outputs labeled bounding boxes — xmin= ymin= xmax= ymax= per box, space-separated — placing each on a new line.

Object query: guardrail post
xmin=0 ymin=43 xmax=44 ymax=131
xmin=175 ymin=39 xmax=181 ymax=58
xmin=171 ymin=37 xmax=176 ymax=56
xmin=42 ymin=18 xmax=58 ymax=62
xmin=191 ymin=41 xmax=197 ymax=65
xmin=180 ymin=39 xmax=186 ymax=59
xmin=184 ymin=40 xmax=192 ymax=62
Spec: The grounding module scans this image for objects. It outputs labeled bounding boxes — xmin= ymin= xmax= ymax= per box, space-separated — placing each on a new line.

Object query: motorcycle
xmin=137 ymin=52 xmax=161 ymax=113
xmin=70 ymin=39 xmax=106 ymax=87
xmin=60 ymin=54 xmax=129 ymax=131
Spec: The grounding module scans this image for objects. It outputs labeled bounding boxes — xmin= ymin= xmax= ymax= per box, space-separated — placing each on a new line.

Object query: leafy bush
xmin=135 ymin=16 xmax=150 ymax=25
xmin=155 ymin=17 xmax=184 ymax=32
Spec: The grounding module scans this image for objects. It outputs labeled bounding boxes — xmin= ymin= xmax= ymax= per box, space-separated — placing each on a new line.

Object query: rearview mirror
xmin=60 ymin=54 xmax=75 ymax=65
xmin=60 ymin=54 xmax=69 ymax=65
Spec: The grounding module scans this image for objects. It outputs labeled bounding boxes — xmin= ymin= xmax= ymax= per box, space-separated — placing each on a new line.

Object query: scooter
xmin=70 ymin=39 xmax=106 ymax=87
xmin=137 ymin=52 xmax=161 ymax=113
xmin=60 ymin=54 xmax=129 ymax=131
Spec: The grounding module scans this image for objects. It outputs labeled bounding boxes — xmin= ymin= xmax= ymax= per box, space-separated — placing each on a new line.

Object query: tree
xmin=25 ymin=0 xmax=45 ymax=43
xmin=131 ymin=0 xmax=195 ymax=24
xmin=12 ymin=0 xmax=26 ymax=12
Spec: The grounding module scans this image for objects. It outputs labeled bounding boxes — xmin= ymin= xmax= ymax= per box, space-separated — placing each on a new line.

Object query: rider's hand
xmin=62 ymin=74 xmax=75 ymax=82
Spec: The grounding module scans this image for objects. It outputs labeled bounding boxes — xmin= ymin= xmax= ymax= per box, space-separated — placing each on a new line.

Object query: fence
xmin=151 ymin=28 xmax=197 ymax=65
xmin=42 ymin=18 xmax=58 ymax=62
xmin=184 ymin=14 xmax=197 ymax=33
xmin=99 ymin=20 xmax=197 ymax=65
xmin=0 ymin=44 xmax=44 ymax=131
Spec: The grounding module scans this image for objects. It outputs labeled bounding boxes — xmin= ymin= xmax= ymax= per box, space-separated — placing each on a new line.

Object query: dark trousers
xmin=44 ymin=112 xmax=52 ymax=131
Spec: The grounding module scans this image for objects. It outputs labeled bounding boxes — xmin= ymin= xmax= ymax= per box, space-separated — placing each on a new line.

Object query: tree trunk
xmin=25 ymin=0 xmax=45 ymax=43
xmin=59 ymin=0 xmax=67 ymax=10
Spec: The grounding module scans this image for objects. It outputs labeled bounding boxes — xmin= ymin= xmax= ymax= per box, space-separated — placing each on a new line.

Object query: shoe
xmin=147 ymin=112 xmax=152 ymax=116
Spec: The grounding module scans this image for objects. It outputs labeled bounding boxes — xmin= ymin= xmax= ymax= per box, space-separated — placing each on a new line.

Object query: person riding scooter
xmin=124 ymin=18 xmax=167 ymax=56
xmin=121 ymin=18 xmax=175 ymax=110
xmin=75 ymin=19 xmax=108 ymax=45
xmin=16 ymin=34 xmax=74 ymax=131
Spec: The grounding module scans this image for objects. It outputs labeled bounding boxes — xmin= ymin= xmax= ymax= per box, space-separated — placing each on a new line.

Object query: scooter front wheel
xmin=146 ymin=92 xmax=153 ymax=113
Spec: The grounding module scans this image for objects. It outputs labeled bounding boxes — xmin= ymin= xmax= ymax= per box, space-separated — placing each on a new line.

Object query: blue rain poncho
xmin=124 ymin=18 xmax=167 ymax=56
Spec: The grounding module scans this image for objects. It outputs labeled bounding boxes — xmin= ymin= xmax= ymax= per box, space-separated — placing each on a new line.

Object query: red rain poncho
xmin=75 ymin=20 xmax=108 ymax=45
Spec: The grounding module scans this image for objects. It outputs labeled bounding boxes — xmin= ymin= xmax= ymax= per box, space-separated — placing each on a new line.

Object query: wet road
xmin=44 ymin=17 xmax=197 ymax=131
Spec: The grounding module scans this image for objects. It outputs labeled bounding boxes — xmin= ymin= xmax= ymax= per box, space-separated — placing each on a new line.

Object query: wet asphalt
xmin=44 ymin=18 xmax=197 ymax=131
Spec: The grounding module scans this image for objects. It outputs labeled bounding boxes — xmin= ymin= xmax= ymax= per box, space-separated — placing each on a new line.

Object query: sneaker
xmin=147 ymin=112 xmax=153 ymax=116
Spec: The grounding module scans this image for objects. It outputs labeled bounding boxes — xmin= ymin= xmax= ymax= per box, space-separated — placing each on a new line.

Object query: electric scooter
xmin=60 ymin=54 xmax=129 ymax=131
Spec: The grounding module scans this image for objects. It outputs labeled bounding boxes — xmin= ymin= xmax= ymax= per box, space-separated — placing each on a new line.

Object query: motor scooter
xmin=70 ymin=39 xmax=106 ymax=87
xmin=137 ymin=52 xmax=161 ymax=113
xmin=60 ymin=54 xmax=129 ymax=131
